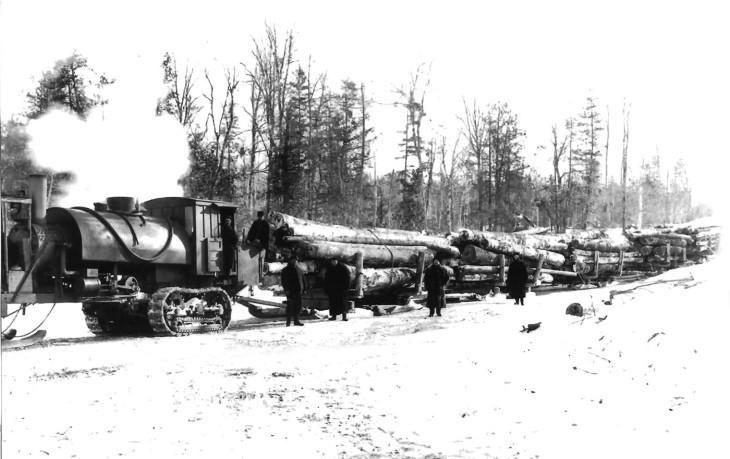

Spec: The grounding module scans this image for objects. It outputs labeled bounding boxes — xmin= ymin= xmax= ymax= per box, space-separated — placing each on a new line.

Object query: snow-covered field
xmin=2 ymin=257 xmax=729 ymax=459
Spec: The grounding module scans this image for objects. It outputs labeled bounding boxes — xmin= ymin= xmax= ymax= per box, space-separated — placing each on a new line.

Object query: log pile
xmin=255 ymin=212 xmax=721 ymax=301
xmin=265 ymin=213 xmax=443 ymax=299
xmin=625 ymin=217 xmax=722 ymax=266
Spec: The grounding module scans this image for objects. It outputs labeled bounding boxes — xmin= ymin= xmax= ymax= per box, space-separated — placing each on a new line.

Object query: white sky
xmin=1 ymin=0 xmax=729 ymax=212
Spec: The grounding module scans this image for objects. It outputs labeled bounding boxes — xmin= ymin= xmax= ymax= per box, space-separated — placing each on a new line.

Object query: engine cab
xmin=2 ymin=175 xmax=260 ymax=336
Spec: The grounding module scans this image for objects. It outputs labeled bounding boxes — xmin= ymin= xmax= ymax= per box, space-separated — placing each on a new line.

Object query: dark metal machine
xmin=1 ymin=175 xmax=263 ymax=336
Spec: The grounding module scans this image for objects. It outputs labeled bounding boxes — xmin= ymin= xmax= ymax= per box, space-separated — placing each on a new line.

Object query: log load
xmin=264 ymin=260 xmax=320 ymax=274
xmin=271 ymin=212 xmax=460 ymax=257
xmin=569 ymin=237 xmax=634 ymax=253
xmin=461 ymin=245 xmax=502 ymax=266
xmin=652 ymin=246 xmax=687 ymax=259
xmin=645 ymin=256 xmax=689 ymax=267
xmin=569 ymin=250 xmax=645 ymax=265
xmin=355 ymin=267 xmax=417 ymax=292
xmin=471 ymin=237 xmax=566 ymax=267
xmin=455 ymin=265 xmax=501 ymax=275
xmin=261 ymin=266 xmax=417 ymax=293
xmin=452 ymin=271 xmax=554 ymax=284
xmin=628 ymin=228 xmax=696 ymax=239
xmin=637 ymin=236 xmax=690 ymax=247
xmin=459 ymin=229 xmax=570 ymax=253
xmin=295 ymin=240 xmax=434 ymax=268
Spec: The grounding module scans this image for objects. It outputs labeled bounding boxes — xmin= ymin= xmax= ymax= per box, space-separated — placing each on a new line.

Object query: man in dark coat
xmin=423 ymin=258 xmax=450 ymax=317
xmin=507 ymin=253 xmax=529 ymax=305
xmin=281 ymin=255 xmax=305 ymax=327
xmin=245 ymin=211 xmax=271 ymax=250
xmin=220 ymin=215 xmax=239 ymax=276
xmin=324 ymin=258 xmax=352 ymax=321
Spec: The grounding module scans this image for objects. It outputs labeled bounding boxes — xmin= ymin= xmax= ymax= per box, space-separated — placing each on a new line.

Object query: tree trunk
xmin=636 ymin=236 xmax=689 ymax=247
xmin=652 ymin=245 xmax=687 ymax=259
xmin=476 ymin=239 xmax=565 ymax=267
xmin=272 ymin=212 xmax=460 ymax=257
xmin=261 ymin=266 xmax=417 ymax=293
xmin=569 ymin=252 xmax=645 ymax=265
xmin=264 ymin=260 xmax=320 ymax=274
xmin=354 ymin=267 xmax=417 ymax=292
xmin=461 ymin=245 xmax=501 ymax=265
xmin=456 ymin=265 xmax=501 ymax=275
xmin=294 ymin=240 xmax=435 ymax=268
xmin=459 ymin=229 xmax=570 ymax=253
xmin=569 ymin=237 xmax=634 ymax=253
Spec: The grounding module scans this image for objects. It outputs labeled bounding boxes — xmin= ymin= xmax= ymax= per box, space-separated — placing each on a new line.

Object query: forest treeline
xmin=1 ymin=25 xmax=710 ymax=232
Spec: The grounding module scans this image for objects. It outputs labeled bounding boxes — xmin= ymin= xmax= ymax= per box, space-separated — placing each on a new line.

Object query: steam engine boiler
xmin=1 ymin=175 xmax=262 ymax=336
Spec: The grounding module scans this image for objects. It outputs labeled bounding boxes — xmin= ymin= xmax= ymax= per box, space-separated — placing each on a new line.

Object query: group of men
xmin=224 ymin=211 xmax=532 ymax=327
xmin=281 ymin=255 xmax=352 ymax=326
xmin=421 ymin=253 xmax=531 ymax=316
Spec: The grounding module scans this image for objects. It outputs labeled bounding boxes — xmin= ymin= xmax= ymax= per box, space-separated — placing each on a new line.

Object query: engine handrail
xmin=71 ymin=207 xmax=174 ymax=263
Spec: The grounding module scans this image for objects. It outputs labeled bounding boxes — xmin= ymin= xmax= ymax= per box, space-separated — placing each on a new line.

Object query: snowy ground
xmin=2 ymin=257 xmax=729 ymax=459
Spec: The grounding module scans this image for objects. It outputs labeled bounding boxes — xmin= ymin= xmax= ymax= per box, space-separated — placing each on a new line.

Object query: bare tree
xmin=439 ymin=133 xmax=462 ymax=232
xmin=621 ymin=100 xmax=631 ymax=229
xmin=249 ymin=24 xmax=295 ymax=211
xmin=158 ymin=53 xmax=200 ymax=129
xmin=550 ymin=124 xmax=569 ymax=231
xmin=424 ymin=138 xmax=436 ymax=228
xmin=201 ymin=67 xmax=241 ymax=197
xmin=356 ymin=82 xmax=372 ymax=226
xmin=395 ymin=64 xmax=431 ymax=230
xmin=459 ymin=99 xmax=490 ymax=229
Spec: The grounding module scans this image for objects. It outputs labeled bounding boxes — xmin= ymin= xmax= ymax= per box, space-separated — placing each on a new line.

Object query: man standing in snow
xmin=281 ymin=254 xmax=305 ymax=327
xmin=507 ymin=253 xmax=529 ymax=305
xmin=423 ymin=258 xmax=450 ymax=317
xmin=324 ymin=258 xmax=352 ymax=321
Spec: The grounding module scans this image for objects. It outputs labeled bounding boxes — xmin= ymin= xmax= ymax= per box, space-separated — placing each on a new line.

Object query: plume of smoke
xmin=26 ymin=66 xmax=190 ymax=208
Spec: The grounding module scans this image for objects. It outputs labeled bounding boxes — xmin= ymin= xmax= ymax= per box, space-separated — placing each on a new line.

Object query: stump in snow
xmin=566 ymin=303 xmax=584 ymax=317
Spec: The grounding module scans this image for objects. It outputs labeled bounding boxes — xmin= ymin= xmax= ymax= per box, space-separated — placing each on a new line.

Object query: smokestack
xmin=28 ymin=174 xmax=48 ymax=223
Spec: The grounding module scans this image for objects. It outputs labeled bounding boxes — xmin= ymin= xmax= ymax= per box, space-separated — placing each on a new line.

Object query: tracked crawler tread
xmin=84 ymin=314 xmax=105 ymax=335
xmin=147 ymin=287 xmax=232 ymax=336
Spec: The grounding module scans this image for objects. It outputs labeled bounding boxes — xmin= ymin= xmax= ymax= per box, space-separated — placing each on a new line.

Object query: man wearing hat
xmin=324 ymin=258 xmax=352 ymax=321
xmin=281 ymin=254 xmax=305 ymax=326
xmin=507 ymin=253 xmax=529 ymax=305
xmin=423 ymin=257 xmax=449 ymax=317
xmin=245 ymin=210 xmax=271 ymax=252
xmin=220 ymin=215 xmax=239 ymax=276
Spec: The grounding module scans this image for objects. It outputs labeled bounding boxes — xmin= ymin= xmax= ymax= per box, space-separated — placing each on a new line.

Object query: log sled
xmin=238 ymin=213 xmax=720 ymax=307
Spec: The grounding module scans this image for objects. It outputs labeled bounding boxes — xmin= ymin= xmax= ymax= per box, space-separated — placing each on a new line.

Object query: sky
xmin=1 ymin=0 xmax=729 ymax=213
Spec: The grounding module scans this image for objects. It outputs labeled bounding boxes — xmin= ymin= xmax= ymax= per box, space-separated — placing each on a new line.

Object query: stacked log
xmin=271 ymin=213 xmax=460 ymax=258
xmin=459 ymin=229 xmax=570 ymax=254
xmin=264 ymin=213 xmax=453 ymax=298
xmin=626 ymin=217 xmax=721 ymax=265
xmin=461 ymin=245 xmax=501 ymax=266
xmin=295 ymin=240 xmax=433 ymax=268
xmin=254 ymin=212 xmax=720 ymax=301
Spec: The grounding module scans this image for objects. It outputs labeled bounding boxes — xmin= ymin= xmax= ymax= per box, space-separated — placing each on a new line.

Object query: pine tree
xmin=574 ymin=96 xmax=604 ymax=228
